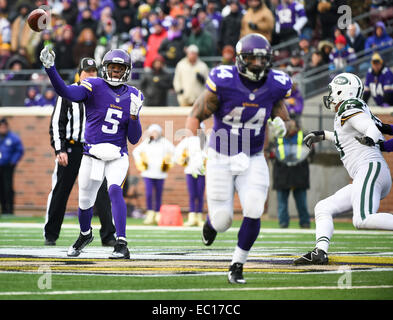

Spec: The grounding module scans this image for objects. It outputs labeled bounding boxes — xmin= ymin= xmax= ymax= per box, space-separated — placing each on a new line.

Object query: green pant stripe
xmin=361 ymin=163 xmax=373 ymax=220
xmin=368 ymin=162 xmax=381 ymax=214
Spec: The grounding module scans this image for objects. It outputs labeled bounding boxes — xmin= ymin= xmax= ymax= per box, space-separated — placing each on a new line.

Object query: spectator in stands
xmin=136 ymin=3 xmax=151 ymax=31
xmin=318 ymin=39 xmax=334 ymax=64
xmin=132 ymin=124 xmax=175 ymax=225
xmin=285 ymin=76 xmax=304 ymax=116
xmin=240 ymin=0 xmax=275 ymax=42
xmin=40 ymin=88 xmax=57 ymax=107
xmin=34 ymin=30 xmax=54 ymax=69
xmin=363 ymin=52 xmax=393 ymax=107
xmin=173 ymin=44 xmax=209 ymax=106
xmin=113 ymin=0 xmax=136 ymax=35
xmin=286 ymin=48 xmax=304 ymax=76
xmin=10 ymin=3 xmax=34 ymax=54
xmin=275 ymin=0 xmax=308 ymax=44
xmin=329 ymin=34 xmax=357 ymax=74
xmin=73 ymin=27 xmax=97 ymax=66
xmin=144 ymin=18 xmax=167 ymax=68
xmin=95 ymin=18 xmax=120 ymax=64
xmin=61 ymin=0 xmax=79 ymax=26
xmin=54 ymin=25 xmax=76 ymax=71
xmin=302 ymin=0 xmax=318 ymax=41
xmin=120 ymin=27 xmax=147 ymax=79
xmin=218 ymin=0 xmax=243 ymax=52
xmin=346 ymin=22 xmax=366 ymax=56
xmin=187 ymin=17 xmax=215 ymax=58
xmin=364 ymin=21 xmax=393 ymax=57
xmin=158 ymin=18 xmax=187 ymax=68
xmin=221 ymin=45 xmax=236 ymax=65
xmin=0 ymin=117 xmax=24 ymax=215
xmin=24 ymin=86 xmax=43 ymax=107
xmin=317 ymin=0 xmax=346 ymax=40
xmin=305 ymin=50 xmax=326 ymax=73
xmin=0 ymin=14 xmax=11 ymax=45
xmin=75 ymin=8 xmax=98 ymax=36
xmin=140 ymin=55 xmax=172 ymax=106
xmin=299 ymin=33 xmax=312 ymax=66
xmin=0 ymin=42 xmax=11 ymax=69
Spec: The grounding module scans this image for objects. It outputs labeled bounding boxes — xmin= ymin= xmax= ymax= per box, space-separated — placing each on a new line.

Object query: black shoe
xmin=228 ymin=263 xmax=246 ymax=284
xmin=293 ymin=248 xmax=328 ymax=265
xmin=44 ymin=239 xmax=56 ymax=246
xmin=109 ymin=239 xmax=130 ymax=259
xmin=102 ymin=238 xmax=116 ymax=247
xmin=202 ymin=221 xmax=217 ymax=246
xmin=67 ymin=229 xmax=94 ymax=257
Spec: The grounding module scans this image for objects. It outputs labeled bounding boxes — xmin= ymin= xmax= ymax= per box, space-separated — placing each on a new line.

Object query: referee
xmin=44 ymin=58 xmax=116 ymax=246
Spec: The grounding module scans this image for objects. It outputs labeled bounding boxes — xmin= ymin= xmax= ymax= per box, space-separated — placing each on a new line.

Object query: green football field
xmin=0 ymin=215 xmax=392 ymax=303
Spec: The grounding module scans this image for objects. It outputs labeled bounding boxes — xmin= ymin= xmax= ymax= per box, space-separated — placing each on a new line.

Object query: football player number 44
xmin=102 ymin=108 xmax=122 ymax=134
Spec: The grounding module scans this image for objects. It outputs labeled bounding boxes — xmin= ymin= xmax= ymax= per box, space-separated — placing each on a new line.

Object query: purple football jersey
xmin=206 ymin=65 xmax=292 ymax=156
xmin=79 ymin=77 xmax=143 ymax=155
xmin=275 ymin=1 xmax=306 ymax=31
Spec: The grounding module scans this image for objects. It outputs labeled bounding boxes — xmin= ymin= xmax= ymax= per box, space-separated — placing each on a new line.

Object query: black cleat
xmin=44 ymin=239 xmax=56 ymax=246
xmin=228 ymin=263 xmax=246 ymax=284
xmin=293 ymin=248 xmax=328 ymax=265
xmin=202 ymin=221 xmax=217 ymax=246
xmin=67 ymin=229 xmax=94 ymax=257
xmin=109 ymin=239 xmax=130 ymax=259
xmin=102 ymin=238 xmax=116 ymax=247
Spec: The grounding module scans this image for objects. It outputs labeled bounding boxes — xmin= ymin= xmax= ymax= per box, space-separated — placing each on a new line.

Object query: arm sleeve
xmin=347 ymin=112 xmax=382 ymax=143
xmin=45 ymin=66 xmax=88 ymax=102
xmin=127 ymin=118 xmax=142 ymax=145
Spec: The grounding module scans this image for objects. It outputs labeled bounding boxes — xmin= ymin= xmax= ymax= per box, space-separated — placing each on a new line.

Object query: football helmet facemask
xmin=102 ymin=49 xmax=132 ymax=86
xmin=323 ymin=73 xmax=364 ymax=112
xmin=235 ymin=33 xmax=272 ymax=82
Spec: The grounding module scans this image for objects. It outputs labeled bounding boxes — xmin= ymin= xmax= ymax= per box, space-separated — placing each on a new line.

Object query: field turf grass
xmin=0 ymin=215 xmax=392 ymax=304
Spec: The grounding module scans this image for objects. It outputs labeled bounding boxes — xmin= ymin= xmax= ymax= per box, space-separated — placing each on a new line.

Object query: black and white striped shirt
xmin=49 ymin=84 xmax=85 ymax=154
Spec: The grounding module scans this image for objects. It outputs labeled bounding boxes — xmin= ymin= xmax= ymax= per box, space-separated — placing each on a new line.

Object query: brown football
xmin=27 ymin=9 xmax=48 ymax=32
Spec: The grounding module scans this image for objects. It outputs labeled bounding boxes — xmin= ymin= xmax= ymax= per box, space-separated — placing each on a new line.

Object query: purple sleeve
xmin=45 ymin=66 xmax=88 ymax=102
xmin=382 ymin=138 xmax=393 ymax=152
xmin=127 ymin=118 xmax=142 ymax=145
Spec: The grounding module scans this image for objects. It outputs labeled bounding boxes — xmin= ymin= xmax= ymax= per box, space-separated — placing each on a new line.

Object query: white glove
xmin=130 ymin=90 xmax=143 ymax=117
xmin=268 ymin=116 xmax=287 ymax=138
xmin=303 ymin=131 xmax=325 ymax=148
xmin=186 ymin=136 xmax=205 ymax=178
xmin=40 ymin=46 xmax=55 ymax=69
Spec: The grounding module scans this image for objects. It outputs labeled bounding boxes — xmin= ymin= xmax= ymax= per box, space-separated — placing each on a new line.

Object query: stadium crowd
xmin=0 ymin=0 xmax=392 ymax=107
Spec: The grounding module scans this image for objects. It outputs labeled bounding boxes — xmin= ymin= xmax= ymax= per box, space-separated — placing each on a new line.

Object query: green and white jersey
xmin=333 ymin=98 xmax=385 ymax=178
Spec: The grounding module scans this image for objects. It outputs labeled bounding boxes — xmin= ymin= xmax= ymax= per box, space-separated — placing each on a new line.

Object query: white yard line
xmin=0 ymin=222 xmax=392 ymax=235
xmin=0 ymin=285 xmax=392 ymax=296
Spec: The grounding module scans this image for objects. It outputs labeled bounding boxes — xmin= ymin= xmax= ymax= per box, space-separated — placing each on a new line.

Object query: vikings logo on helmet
xmin=101 ymin=49 xmax=132 ymax=86
xmin=235 ymin=33 xmax=272 ymax=82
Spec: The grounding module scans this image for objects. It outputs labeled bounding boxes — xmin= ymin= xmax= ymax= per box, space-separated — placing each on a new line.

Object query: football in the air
xmin=27 ymin=8 xmax=48 ymax=32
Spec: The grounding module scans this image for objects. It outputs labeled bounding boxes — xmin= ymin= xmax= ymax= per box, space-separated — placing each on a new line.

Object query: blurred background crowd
xmin=0 ymin=0 xmax=392 ymax=108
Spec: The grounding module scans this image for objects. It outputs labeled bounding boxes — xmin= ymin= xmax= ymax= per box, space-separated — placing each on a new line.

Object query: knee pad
xmin=79 ymin=191 xmax=95 ymax=210
xmin=209 ymin=207 xmax=232 ymax=233
xmin=242 ymin=189 xmax=266 ymax=219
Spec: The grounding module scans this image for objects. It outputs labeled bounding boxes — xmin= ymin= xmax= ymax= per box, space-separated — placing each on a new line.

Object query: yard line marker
xmin=0 ymin=223 xmax=392 ymax=235
xmin=1 ymin=285 xmax=393 ymax=296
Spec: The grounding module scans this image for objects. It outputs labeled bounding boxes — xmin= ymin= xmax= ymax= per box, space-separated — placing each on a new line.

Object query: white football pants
xmin=315 ymin=160 xmax=393 ymax=253
xmin=205 ymin=148 xmax=269 ymax=232
xmin=78 ymin=155 xmax=129 ymax=210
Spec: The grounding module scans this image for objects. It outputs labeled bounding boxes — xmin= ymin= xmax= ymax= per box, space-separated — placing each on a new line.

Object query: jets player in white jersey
xmin=294 ymin=72 xmax=393 ymax=265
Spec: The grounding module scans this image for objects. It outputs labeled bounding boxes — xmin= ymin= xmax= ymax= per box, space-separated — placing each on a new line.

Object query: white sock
xmin=315 ymin=212 xmax=334 ymax=254
xmin=231 ymin=246 xmax=249 ymax=265
xmin=81 ymin=229 xmax=91 ymax=236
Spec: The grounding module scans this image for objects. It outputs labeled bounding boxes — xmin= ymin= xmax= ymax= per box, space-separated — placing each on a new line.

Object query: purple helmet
xmin=101 ymin=49 xmax=132 ymax=86
xmin=235 ymin=33 xmax=272 ymax=81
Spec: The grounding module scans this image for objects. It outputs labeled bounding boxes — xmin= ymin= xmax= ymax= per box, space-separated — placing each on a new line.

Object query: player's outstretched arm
xmin=40 ymin=46 xmax=87 ymax=102
xmin=186 ymin=89 xmax=219 ymax=136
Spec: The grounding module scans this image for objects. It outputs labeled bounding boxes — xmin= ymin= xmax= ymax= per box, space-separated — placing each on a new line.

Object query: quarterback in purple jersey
xmin=186 ymin=33 xmax=292 ymax=284
xmin=40 ymin=46 xmax=143 ymax=259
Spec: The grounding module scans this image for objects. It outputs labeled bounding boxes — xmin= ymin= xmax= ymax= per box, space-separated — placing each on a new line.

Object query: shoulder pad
xmin=269 ymin=69 xmax=293 ymax=97
xmin=337 ymin=98 xmax=366 ymax=117
xmin=205 ymin=65 xmax=236 ymax=93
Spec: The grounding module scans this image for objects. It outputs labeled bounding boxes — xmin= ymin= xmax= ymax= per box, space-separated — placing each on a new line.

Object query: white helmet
xmin=323 ymin=73 xmax=364 ymax=112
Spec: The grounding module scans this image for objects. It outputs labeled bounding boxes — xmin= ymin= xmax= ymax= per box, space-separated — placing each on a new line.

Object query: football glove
xmin=40 ymin=46 xmax=55 ymax=69
xmin=355 ymin=136 xmax=375 ymax=147
xmin=268 ymin=116 xmax=287 ymax=138
xmin=130 ymin=90 xmax=143 ymax=117
xmin=303 ymin=131 xmax=325 ymax=148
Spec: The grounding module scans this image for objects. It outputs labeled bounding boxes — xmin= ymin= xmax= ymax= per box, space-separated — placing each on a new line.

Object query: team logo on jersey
xmin=333 ymin=76 xmax=349 ymax=85
xmin=249 ymin=93 xmax=255 ymax=101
